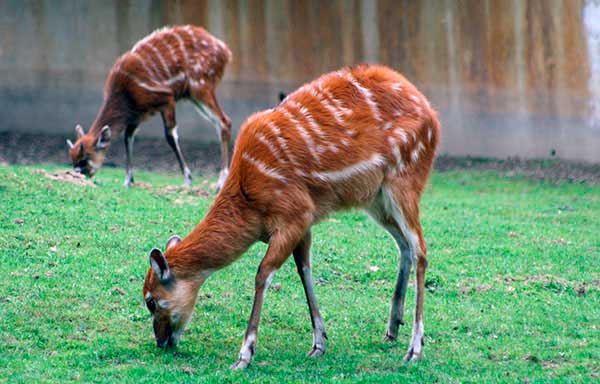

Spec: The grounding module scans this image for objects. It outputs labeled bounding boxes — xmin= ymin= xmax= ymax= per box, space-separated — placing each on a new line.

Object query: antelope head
xmin=142 ymin=235 xmax=206 ymax=348
xmin=67 ymin=124 xmax=111 ymax=177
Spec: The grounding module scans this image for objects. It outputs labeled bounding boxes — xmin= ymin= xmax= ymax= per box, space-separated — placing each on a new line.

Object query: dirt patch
xmin=134 ymin=181 xmax=212 ymax=198
xmin=435 ymin=155 xmax=600 ymax=185
xmin=33 ymin=169 xmax=95 ymax=187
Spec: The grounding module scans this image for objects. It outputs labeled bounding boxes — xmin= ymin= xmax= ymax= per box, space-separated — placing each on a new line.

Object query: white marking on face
xmin=242 ymin=153 xmax=287 ymax=182
xmin=158 ymin=299 xmax=169 ymax=309
xmin=312 ymin=153 xmax=385 ymax=182
xmin=145 ymin=292 xmax=152 ymax=300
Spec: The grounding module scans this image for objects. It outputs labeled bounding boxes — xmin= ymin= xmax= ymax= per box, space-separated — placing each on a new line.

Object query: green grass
xmin=1 ymin=164 xmax=598 ymax=383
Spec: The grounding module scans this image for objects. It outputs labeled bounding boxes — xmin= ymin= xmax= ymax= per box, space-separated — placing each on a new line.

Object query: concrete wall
xmin=1 ymin=0 xmax=599 ymax=162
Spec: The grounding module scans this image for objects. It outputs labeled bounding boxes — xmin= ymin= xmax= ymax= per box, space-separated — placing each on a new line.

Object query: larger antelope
xmin=142 ymin=65 xmax=440 ymax=368
xmin=67 ymin=25 xmax=232 ymax=189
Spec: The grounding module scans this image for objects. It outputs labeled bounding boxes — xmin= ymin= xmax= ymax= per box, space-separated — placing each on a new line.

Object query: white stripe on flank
xmin=242 ymin=153 xmax=286 ymax=182
xmin=118 ymin=70 xmax=170 ymax=93
xmin=255 ymin=131 xmax=287 ymax=164
xmin=410 ymin=94 xmax=421 ymax=105
xmin=164 ymin=73 xmax=186 ymax=86
xmin=390 ymin=83 xmax=403 ymax=92
xmin=382 ymin=122 xmax=393 ymax=130
xmin=130 ymin=53 xmax=161 ymax=83
xmin=307 ymin=85 xmax=346 ymax=125
xmin=147 ymin=44 xmax=172 ymax=79
xmin=288 ymin=100 xmax=327 ymax=138
xmin=280 ymin=107 xmax=321 ymax=164
xmin=411 ymin=142 xmax=425 ymax=162
xmin=394 ymin=128 xmax=409 ymax=143
xmin=173 ymin=30 xmax=190 ymax=65
xmin=322 ymin=88 xmax=353 ymax=116
xmin=388 ymin=136 xmax=403 ymax=166
xmin=266 ymin=121 xmax=297 ymax=165
xmin=427 ymin=127 xmax=432 ymax=142
xmin=343 ymin=72 xmax=381 ymax=121
xmin=312 ymin=153 xmax=385 ymax=182
xmin=189 ymin=78 xmax=205 ymax=88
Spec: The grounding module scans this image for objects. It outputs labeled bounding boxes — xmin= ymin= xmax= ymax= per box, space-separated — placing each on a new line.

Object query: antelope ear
xmin=166 ymin=235 xmax=181 ymax=250
xmin=66 ymin=139 xmax=74 ymax=149
xmin=96 ymin=125 xmax=111 ymax=149
xmin=149 ymin=248 xmax=171 ymax=284
xmin=75 ymin=124 xmax=85 ymax=139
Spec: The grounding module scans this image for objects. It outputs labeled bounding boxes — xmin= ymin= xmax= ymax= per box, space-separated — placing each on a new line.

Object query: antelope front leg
xmin=292 ymin=230 xmax=328 ymax=357
xmin=231 ymin=230 xmax=302 ymax=369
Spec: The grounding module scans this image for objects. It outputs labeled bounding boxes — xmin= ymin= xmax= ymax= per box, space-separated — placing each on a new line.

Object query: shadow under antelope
xmin=67 ymin=25 xmax=232 ymax=189
xmin=142 ymin=64 xmax=440 ymax=368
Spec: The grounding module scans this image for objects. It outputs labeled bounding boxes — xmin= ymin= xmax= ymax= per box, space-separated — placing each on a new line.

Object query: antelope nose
xmin=156 ymin=338 xmax=169 ymax=348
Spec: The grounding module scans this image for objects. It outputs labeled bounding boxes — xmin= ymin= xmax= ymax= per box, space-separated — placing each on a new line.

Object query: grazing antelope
xmin=67 ymin=25 xmax=232 ymax=189
xmin=142 ymin=65 xmax=440 ymax=368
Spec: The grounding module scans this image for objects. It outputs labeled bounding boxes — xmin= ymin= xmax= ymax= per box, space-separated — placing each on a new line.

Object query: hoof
xmin=307 ymin=346 xmax=325 ymax=358
xmin=230 ymin=358 xmax=251 ymax=370
xmin=124 ymin=180 xmax=133 ymax=188
xmin=403 ymin=347 xmax=422 ymax=362
xmin=383 ymin=333 xmax=397 ymax=343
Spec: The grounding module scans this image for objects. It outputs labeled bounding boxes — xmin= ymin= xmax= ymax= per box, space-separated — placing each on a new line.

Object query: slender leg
xmin=191 ymin=90 xmax=231 ymax=191
xmin=232 ymin=227 xmax=306 ymax=369
xmin=384 ymin=227 xmax=412 ymax=341
xmin=161 ymin=102 xmax=192 ymax=186
xmin=367 ymin=195 xmax=413 ymax=342
xmin=369 ymin=187 xmax=427 ymax=360
xmin=292 ymin=230 xmax=328 ymax=357
xmin=123 ymin=125 xmax=137 ymax=187
xmin=404 ymin=231 xmax=427 ymax=361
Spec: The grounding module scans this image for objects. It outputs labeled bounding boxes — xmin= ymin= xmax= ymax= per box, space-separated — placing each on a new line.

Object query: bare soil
xmin=2 ymin=131 xmax=599 ymax=185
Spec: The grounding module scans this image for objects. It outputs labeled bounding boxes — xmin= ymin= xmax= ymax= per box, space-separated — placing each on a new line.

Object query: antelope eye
xmin=146 ymin=298 xmax=156 ymax=313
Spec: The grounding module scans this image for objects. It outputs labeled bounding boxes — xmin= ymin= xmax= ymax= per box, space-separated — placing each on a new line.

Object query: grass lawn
xmin=1 ymin=164 xmax=598 ymax=383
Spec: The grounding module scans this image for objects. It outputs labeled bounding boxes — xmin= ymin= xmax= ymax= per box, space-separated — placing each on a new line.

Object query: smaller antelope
xmin=67 ymin=25 xmax=232 ymax=189
xmin=142 ymin=65 xmax=440 ymax=368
